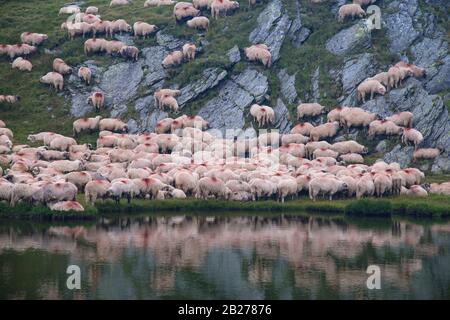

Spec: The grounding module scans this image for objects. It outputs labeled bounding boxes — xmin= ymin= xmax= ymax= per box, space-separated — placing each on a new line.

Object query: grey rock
xmin=197 ymin=81 xmax=253 ymax=132
xmin=232 ymin=68 xmax=268 ymax=103
xmin=384 ymin=8 xmax=420 ymax=53
xmin=272 ymin=99 xmax=292 ymax=134
xmin=375 ymin=140 xmax=388 ymax=153
xmin=331 ymin=0 xmax=346 ymax=15
xmin=383 ymin=144 xmax=414 ymax=168
xmin=99 ymin=60 xmax=143 ymax=105
xmin=134 ymin=95 xmax=168 ymax=132
xmin=278 ymin=69 xmax=297 ymax=104
xmin=227 ymin=45 xmax=241 ymax=65
xmin=156 ymin=31 xmax=187 ymax=50
xmin=69 ymin=91 xmax=94 ymax=118
xmin=361 ymin=78 xmax=450 ymax=152
xmin=326 ymin=21 xmax=371 ymax=56
xmin=249 ymin=0 xmax=292 ymax=62
xmin=114 ymin=34 xmax=134 ymax=46
xmin=288 ymin=0 xmax=311 ymax=47
xmin=126 ymin=119 xmax=139 ymax=134
xmin=236 ymin=127 xmax=257 ymax=140
xmin=141 ymin=46 xmax=168 ymax=86
xmin=178 ymin=68 xmax=227 ymax=107
xmin=311 ymin=67 xmax=320 ymax=102
xmin=431 ymin=154 xmax=450 ymax=173
xmin=110 ymin=104 xmax=128 ymax=118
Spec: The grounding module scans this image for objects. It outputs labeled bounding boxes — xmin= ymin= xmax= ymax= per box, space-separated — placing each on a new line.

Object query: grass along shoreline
xmin=0 ymin=195 xmax=449 ymax=220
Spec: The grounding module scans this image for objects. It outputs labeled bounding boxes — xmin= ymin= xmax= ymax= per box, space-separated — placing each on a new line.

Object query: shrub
xmin=345 ymin=199 xmax=392 ymax=217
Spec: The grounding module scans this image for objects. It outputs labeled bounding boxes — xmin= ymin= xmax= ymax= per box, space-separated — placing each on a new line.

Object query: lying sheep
xmin=162 ymin=50 xmax=184 ymax=68
xmin=406 ymin=185 xmax=428 ymax=197
xmin=310 ymin=122 xmax=340 ymax=141
xmin=357 ymin=79 xmax=386 ymax=102
xmin=78 ymin=66 xmax=92 ymax=85
xmin=20 ymin=32 xmax=48 ymax=46
xmin=110 ymin=0 xmax=131 ymax=7
xmin=338 ymin=4 xmax=365 ymax=22
xmin=99 ymin=118 xmax=128 ymax=133
xmin=386 ymin=111 xmax=413 ymax=128
xmin=182 ymin=43 xmax=197 ymax=61
xmin=40 ymin=72 xmax=64 ymax=91
xmin=145 ymin=0 xmax=177 ymax=7
xmin=53 ymin=58 xmax=72 ymax=75
xmin=120 ymin=45 xmax=139 ymax=61
xmin=401 ymin=128 xmax=423 ymax=150
xmin=174 ymin=2 xmax=201 ymax=22
xmin=413 ymin=148 xmax=441 ymax=162
xmin=48 ymin=201 xmax=84 ymax=212
xmin=244 ymin=44 xmax=272 ymax=68
xmin=297 ymin=103 xmax=326 ymax=119
xmin=211 ymin=0 xmax=240 ymax=19
xmin=0 ymin=95 xmax=20 ymax=104
xmin=428 ymin=182 xmax=450 ymax=196
xmin=87 ymin=92 xmax=105 ymax=111
xmin=84 ymin=38 xmax=107 ymax=55
xmin=133 ymin=22 xmax=158 ymax=39
xmin=73 ymin=116 xmax=102 ymax=136
xmin=187 ymin=16 xmax=210 ymax=31
xmin=11 ymin=57 xmax=32 ymax=71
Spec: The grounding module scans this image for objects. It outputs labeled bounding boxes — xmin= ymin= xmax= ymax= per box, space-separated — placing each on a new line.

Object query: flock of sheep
xmin=0 ymin=0 xmax=449 ymax=213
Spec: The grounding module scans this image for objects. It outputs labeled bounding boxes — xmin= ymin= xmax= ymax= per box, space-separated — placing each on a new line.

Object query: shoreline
xmin=0 ymin=195 xmax=449 ymax=221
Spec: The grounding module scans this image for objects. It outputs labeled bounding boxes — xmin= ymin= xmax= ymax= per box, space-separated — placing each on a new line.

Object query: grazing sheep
xmin=338 ymin=4 xmax=365 ymax=22
xmin=297 ymin=103 xmax=326 ymax=119
xmin=386 ymin=111 xmax=413 ymax=128
xmin=110 ymin=0 xmax=131 ymax=7
xmin=250 ymin=104 xmax=275 ymax=127
xmin=182 ymin=43 xmax=197 ymax=61
xmin=387 ymin=66 xmax=413 ymax=89
xmin=145 ymin=0 xmax=177 ymax=7
xmin=73 ymin=116 xmax=102 ymax=136
xmin=120 ymin=45 xmax=139 ymax=61
xmin=48 ymin=201 xmax=84 ymax=212
xmin=12 ymin=57 xmax=32 ymax=71
xmin=367 ymin=72 xmax=390 ymax=90
xmin=20 ymin=32 xmax=48 ymax=46
xmin=406 ymin=185 xmax=428 ymax=197
xmin=244 ymin=44 xmax=272 ymax=68
xmin=99 ymin=118 xmax=128 ymax=133
xmin=40 ymin=72 xmax=64 ymax=91
xmin=356 ymin=174 xmax=375 ymax=199
xmin=193 ymin=0 xmax=214 ymax=9
xmin=401 ymin=128 xmax=423 ymax=149
xmin=78 ymin=66 xmax=92 ymax=85
xmin=338 ymin=153 xmax=364 ymax=164
xmin=357 ymin=79 xmax=386 ymax=102
xmin=84 ymin=38 xmax=107 ymax=55
xmin=49 ymin=137 xmax=77 ymax=152
xmin=85 ymin=6 xmax=99 ymax=14
xmin=211 ymin=0 xmax=240 ymax=19
xmin=133 ymin=22 xmax=158 ymax=38
xmin=159 ymin=96 xmax=179 ymax=113
xmin=309 ymin=122 xmax=340 ymax=141
xmin=413 ymin=148 xmax=441 ymax=162
xmin=87 ymin=92 xmax=105 ymax=111
xmin=368 ymin=120 xmax=403 ymax=137
xmin=395 ymin=61 xmax=426 ymax=78
xmin=187 ymin=16 xmax=210 ymax=31
xmin=162 ymin=50 xmax=184 ymax=68
xmin=104 ymin=40 xmax=125 ymax=55
xmin=332 ymin=141 xmax=368 ymax=155
xmin=53 ymin=58 xmax=72 ymax=75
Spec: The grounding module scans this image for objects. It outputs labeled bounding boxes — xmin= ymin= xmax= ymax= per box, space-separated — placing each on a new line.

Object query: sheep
xmin=78 ymin=67 xmax=92 ymax=85
xmin=406 ymin=185 xmax=428 ymax=197
xmin=0 ymin=120 xmax=5 ymax=128
xmin=211 ymin=0 xmax=240 ymax=19
xmin=309 ymin=121 xmax=340 ymax=141
xmin=20 ymin=32 xmax=48 ymax=46
xmin=4 ymin=44 xmax=37 ymax=60
xmin=338 ymin=153 xmax=364 ymax=164
xmin=120 ymin=45 xmax=139 ymax=61
xmin=413 ymin=148 xmax=442 ymax=162
xmin=159 ymin=96 xmax=179 ymax=113
xmin=0 ymin=95 xmax=21 ymax=104
xmin=339 ymin=107 xmax=378 ymax=130
xmin=368 ymin=120 xmax=403 ymax=137
xmin=49 ymin=136 xmax=77 ymax=151
xmin=386 ymin=111 xmax=413 ymax=128
xmin=87 ymin=92 xmax=105 ymax=111
xmin=373 ymin=173 xmax=392 ymax=197
xmin=332 ymin=141 xmax=368 ymax=155
xmin=297 ymin=103 xmax=326 ymax=119
xmin=428 ymin=182 xmax=450 ymax=196
xmin=309 ymin=177 xmax=348 ymax=201
xmin=196 ymin=176 xmax=230 ymax=199
xmin=62 ymin=22 xmax=95 ymax=39
xmin=36 ymin=150 xmax=69 ymax=161
xmin=250 ymin=104 xmax=275 ymax=127
xmin=356 ymin=174 xmax=375 ymax=199
xmin=110 ymin=0 xmax=131 ymax=6
xmin=305 ymin=141 xmax=332 ymax=159
xmin=187 ymin=17 xmax=210 ymax=31
xmin=162 ymin=50 xmax=184 ymax=68
xmin=53 ymin=58 xmax=72 ymax=75
xmin=96 ymin=135 xmax=118 ymax=148
xmin=182 ymin=115 xmax=209 ymax=130
xmin=290 ymin=122 xmax=314 ymax=136
xmin=357 ymin=79 xmax=386 ymax=102
xmin=39 ymin=72 xmax=64 ymax=91
xmin=174 ymin=2 xmax=201 ymax=22
xmin=84 ymin=38 xmax=108 ymax=55
xmin=73 ymin=116 xmax=102 ymax=136
xmin=277 ymin=178 xmax=298 ymax=203
xmin=193 ymin=0 xmax=214 ymax=9
xmin=313 ymin=148 xmax=339 ymax=159
xmin=395 ymin=61 xmax=426 ymax=78
xmin=48 ymin=201 xmax=84 ymax=212
xmin=99 ymin=119 xmax=128 ymax=133
xmin=249 ymin=178 xmax=276 ymax=201
xmin=132 ymin=177 xmax=170 ymax=199
xmin=65 ymin=171 xmax=92 ymax=191
xmin=133 ymin=22 xmax=158 ymax=39
xmin=401 ymin=128 xmax=423 ymax=150
xmin=281 ymin=133 xmax=309 ymax=145
xmin=182 ymin=43 xmax=197 ymax=61
xmin=104 ymin=40 xmax=125 ymax=55
xmin=174 ymin=170 xmax=198 ymax=195
xmin=367 ymin=72 xmax=390 ymax=90
xmin=0 ymin=180 xmax=13 ymax=203
xmin=154 ymin=89 xmax=181 ymax=109
xmin=327 ymin=106 xmax=347 ymax=123
xmin=59 ymin=5 xmax=80 ymax=15
xmin=92 ymin=21 xmax=112 ymax=37
xmin=85 ymin=6 xmax=99 ymax=14
xmin=0 ymin=128 xmax=13 ymax=139
xmin=338 ymin=4 xmax=366 ymax=22
xmin=145 ymin=0 xmax=177 ymax=7
xmin=11 ymin=183 xmax=41 ymax=206
xmin=387 ymin=66 xmax=413 ymax=89
xmin=244 ymin=44 xmax=272 ymax=68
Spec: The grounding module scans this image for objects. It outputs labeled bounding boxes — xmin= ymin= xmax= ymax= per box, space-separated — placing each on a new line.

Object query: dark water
xmin=0 ymin=214 xmax=449 ymax=300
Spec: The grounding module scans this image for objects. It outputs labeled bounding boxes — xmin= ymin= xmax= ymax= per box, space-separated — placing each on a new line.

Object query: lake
xmin=0 ymin=213 xmax=449 ymax=299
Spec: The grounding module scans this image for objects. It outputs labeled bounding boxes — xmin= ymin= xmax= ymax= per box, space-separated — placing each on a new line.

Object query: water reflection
xmin=0 ymin=215 xmax=449 ymax=299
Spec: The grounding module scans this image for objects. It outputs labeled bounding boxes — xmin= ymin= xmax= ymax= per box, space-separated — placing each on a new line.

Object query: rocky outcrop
xmin=272 ymin=99 xmax=292 ymax=134
xmin=178 ymin=68 xmax=227 ymax=107
xmin=232 ymin=68 xmax=268 ymax=103
xmin=249 ymin=0 xmax=292 ymax=62
xmin=326 ymin=21 xmax=372 ymax=56
xmin=142 ymin=46 xmax=169 ymax=87
xmin=384 ymin=145 xmax=415 ymax=168
xmin=287 ymin=0 xmax=311 ymax=48
xmin=227 ymin=46 xmax=241 ymax=65
xmin=134 ymin=95 xmax=168 ymax=133
xmin=278 ymin=69 xmax=297 ymax=104
xmin=311 ymin=67 xmax=320 ymax=102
